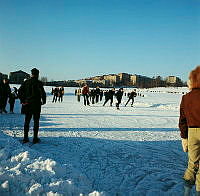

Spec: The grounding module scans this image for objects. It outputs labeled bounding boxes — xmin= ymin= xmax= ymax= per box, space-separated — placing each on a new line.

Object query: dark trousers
xmin=92 ymin=96 xmax=95 ymax=104
xmin=1 ymin=97 xmax=8 ymax=111
xmin=52 ymin=95 xmax=57 ymax=102
xmin=58 ymin=95 xmax=63 ymax=102
xmin=24 ymin=112 xmax=40 ymax=139
xmin=116 ymin=99 xmax=122 ymax=109
xmin=103 ymin=97 xmax=113 ymax=106
xmin=125 ymin=98 xmax=134 ymax=106
xmin=77 ymin=95 xmax=80 ymax=102
xmin=9 ymin=102 xmax=15 ymax=112
xmin=0 ymin=97 xmax=2 ymax=111
xmin=83 ymin=94 xmax=90 ymax=106
xmin=96 ymin=95 xmax=99 ymax=103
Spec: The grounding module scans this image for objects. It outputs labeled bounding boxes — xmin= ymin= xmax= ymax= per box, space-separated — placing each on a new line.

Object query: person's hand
xmin=182 ymin=138 xmax=188 ymax=152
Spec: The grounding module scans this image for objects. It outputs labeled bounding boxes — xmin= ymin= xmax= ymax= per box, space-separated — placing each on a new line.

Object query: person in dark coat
xmin=100 ymin=90 xmax=103 ymax=101
xmin=9 ymin=87 xmax=18 ymax=113
xmin=90 ymin=88 xmax=96 ymax=104
xmin=18 ymin=68 xmax=46 ymax=144
xmin=52 ymin=87 xmax=59 ymax=103
xmin=0 ymin=78 xmax=11 ymax=113
xmin=58 ymin=86 xmax=64 ymax=102
xmin=115 ymin=88 xmax=123 ymax=110
xmin=125 ymin=89 xmax=137 ymax=107
xmin=103 ymin=88 xmax=115 ymax=106
xmin=95 ymin=86 xmax=101 ymax=103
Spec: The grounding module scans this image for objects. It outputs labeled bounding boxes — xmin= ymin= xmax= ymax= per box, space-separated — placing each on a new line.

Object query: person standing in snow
xmin=100 ymin=90 xmax=103 ymax=101
xmin=115 ymin=88 xmax=123 ymax=110
xmin=0 ymin=78 xmax=11 ymax=113
xmin=52 ymin=87 xmax=59 ymax=103
xmin=76 ymin=88 xmax=81 ymax=102
xmin=18 ymin=68 xmax=46 ymax=144
xmin=95 ymin=86 xmax=101 ymax=103
xmin=82 ymin=83 xmax=90 ymax=106
xmin=8 ymin=87 xmax=18 ymax=113
xmin=90 ymin=88 xmax=96 ymax=104
xmin=58 ymin=86 xmax=64 ymax=102
xmin=125 ymin=89 xmax=137 ymax=107
xmin=179 ymin=65 xmax=200 ymax=195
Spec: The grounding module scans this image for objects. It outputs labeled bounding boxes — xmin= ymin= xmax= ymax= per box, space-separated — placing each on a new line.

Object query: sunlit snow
xmin=0 ymin=86 xmax=190 ymax=195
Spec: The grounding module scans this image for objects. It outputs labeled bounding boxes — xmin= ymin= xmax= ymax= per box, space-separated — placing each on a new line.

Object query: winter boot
xmin=33 ymin=137 xmax=41 ymax=144
xmin=184 ymin=185 xmax=192 ymax=196
xmin=196 ymin=191 xmax=200 ymax=196
xmin=3 ymin=109 xmax=7 ymax=113
xmin=23 ymin=131 xmax=29 ymax=143
xmin=184 ymin=180 xmax=193 ymax=196
xmin=22 ymin=138 xmax=29 ymax=143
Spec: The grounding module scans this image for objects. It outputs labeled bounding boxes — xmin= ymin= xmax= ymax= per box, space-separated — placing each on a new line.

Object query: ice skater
xmin=103 ymin=88 xmax=115 ymax=106
xmin=125 ymin=89 xmax=137 ymax=107
xmin=115 ymin=88 xmax=123 ymax=110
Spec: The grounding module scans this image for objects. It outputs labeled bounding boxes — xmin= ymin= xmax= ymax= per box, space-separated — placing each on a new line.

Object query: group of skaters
xmin=75 ymin=83 xmax=138 ymax=109
xmin=51 ymin=86 xmax=64 ymax=103
xmin=0 ymin=78 xmax=18 ymax=114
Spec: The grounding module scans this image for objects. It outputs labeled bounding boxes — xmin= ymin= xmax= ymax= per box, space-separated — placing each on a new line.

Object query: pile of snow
xmin=0 ymin=132 xmax=89 ymax=196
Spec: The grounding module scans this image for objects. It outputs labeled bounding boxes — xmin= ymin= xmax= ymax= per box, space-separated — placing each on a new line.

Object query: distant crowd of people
xmin=51 ymin=86 xmax=64 ymax=103
xmin=0 ymin=78 xmax=142 ymax=115
xmin=75 ymin=83 xmax=138 ymax=110
xmin=49 ymin=83 xmax=141 ymax=110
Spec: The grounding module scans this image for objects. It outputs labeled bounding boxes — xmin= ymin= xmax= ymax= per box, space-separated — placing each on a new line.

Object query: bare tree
xmin=40 ymin=76 xmax=48 ymax=84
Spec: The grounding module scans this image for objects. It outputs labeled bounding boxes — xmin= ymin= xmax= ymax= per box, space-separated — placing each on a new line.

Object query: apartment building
xmin=104 ymin=74 xmax=120 ymax=86
xmin=130 ymin=74 xmax=153 ymax=88
xmin=118 ymin=73 xmax=130 ymax=86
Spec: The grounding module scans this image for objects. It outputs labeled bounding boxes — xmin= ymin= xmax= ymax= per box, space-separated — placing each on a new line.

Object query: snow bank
xmin=0 ymin=131 xmax=103 ymax=196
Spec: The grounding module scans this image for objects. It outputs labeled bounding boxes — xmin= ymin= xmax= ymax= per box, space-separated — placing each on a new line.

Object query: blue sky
xmin=0 ymin=0 xmax=200 ymax=82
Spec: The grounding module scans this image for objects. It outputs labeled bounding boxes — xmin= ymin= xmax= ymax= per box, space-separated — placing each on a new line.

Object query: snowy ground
xmin=0 ymin=86 xmax=191 ymax=195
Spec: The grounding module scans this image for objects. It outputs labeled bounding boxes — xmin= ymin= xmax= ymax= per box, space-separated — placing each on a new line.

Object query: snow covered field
xmin=0 ymin=86 xmax=190 ymax=195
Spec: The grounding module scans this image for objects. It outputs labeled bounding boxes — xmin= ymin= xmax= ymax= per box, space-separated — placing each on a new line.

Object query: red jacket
xmin=82 ymin=86 xmax=89 ymax=95
xmin=179 ymin=88 xmax=200 ymax=138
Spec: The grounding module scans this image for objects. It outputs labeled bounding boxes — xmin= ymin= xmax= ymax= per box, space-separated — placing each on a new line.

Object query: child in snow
xmin=9 ymin=87 xmax=18 ymax=113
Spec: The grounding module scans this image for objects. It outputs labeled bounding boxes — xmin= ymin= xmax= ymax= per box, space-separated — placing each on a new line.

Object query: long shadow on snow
xmin=1 ymin=111 xmax=185 ymax=195
xmin=31 ymin=136 xmax=186 ymax=195
xmin=1 ymin=103 xmax=184 ymax=195
xmin=40 ymin=127 xmax=179 ymax=132
xmin=43 ymin=113 xmax=178 ymax=118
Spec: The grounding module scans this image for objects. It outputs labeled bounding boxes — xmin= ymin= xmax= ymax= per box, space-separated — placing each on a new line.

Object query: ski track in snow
xmin=1 ymin=86 xmax=189 ymax=195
